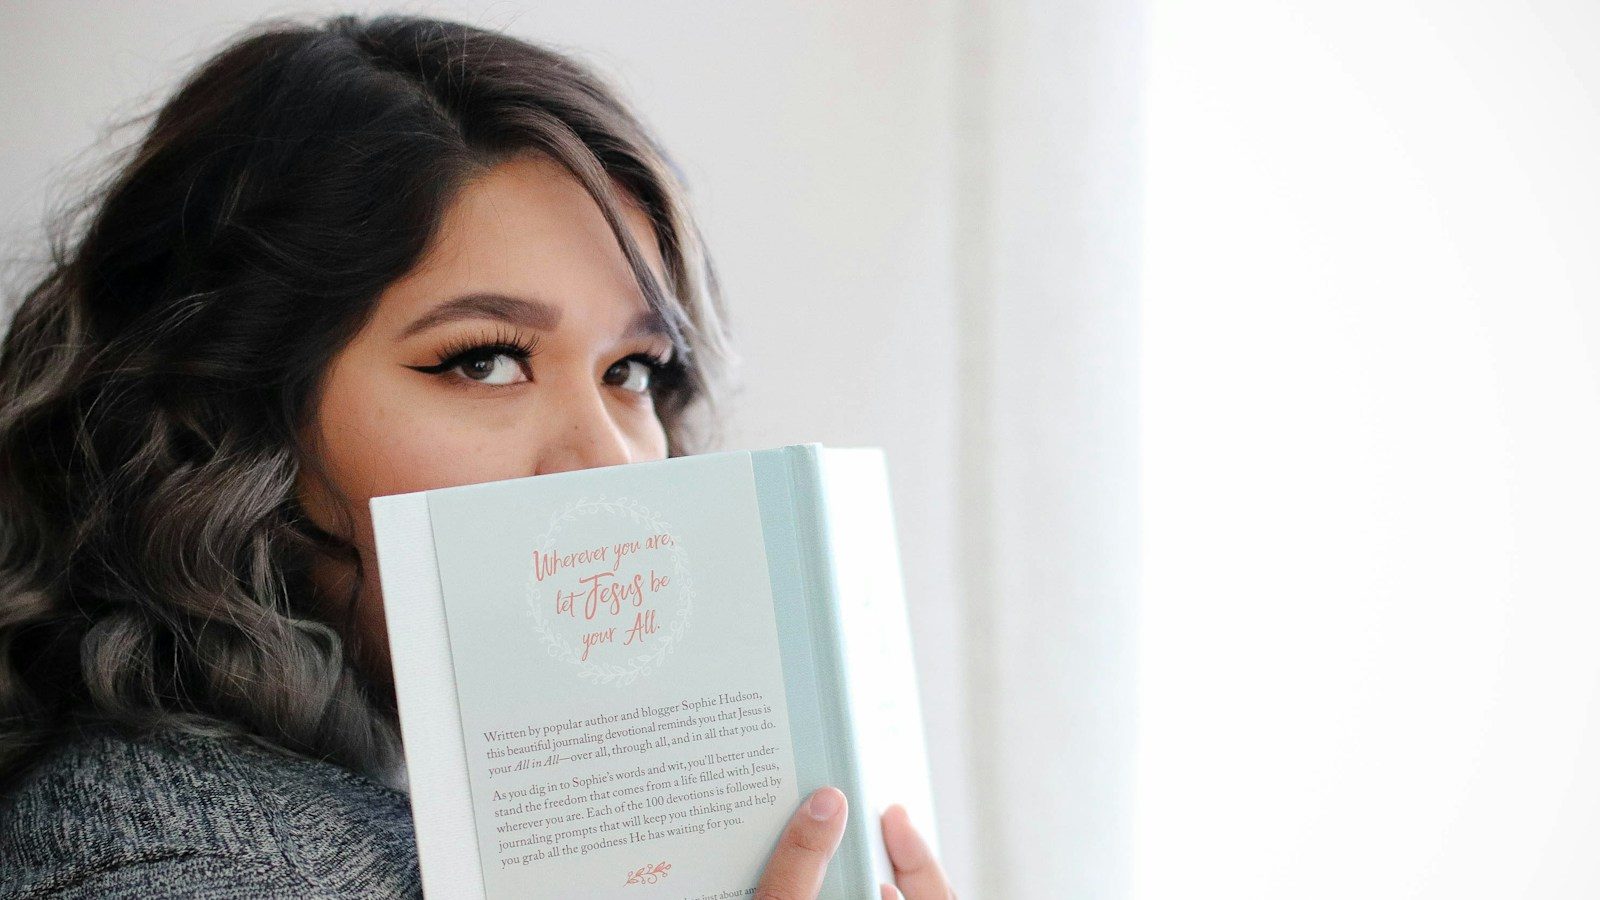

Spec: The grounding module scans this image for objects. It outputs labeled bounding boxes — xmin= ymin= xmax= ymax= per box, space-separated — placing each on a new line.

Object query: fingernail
xmin=807 ymin=787 xmax=843 ymax=820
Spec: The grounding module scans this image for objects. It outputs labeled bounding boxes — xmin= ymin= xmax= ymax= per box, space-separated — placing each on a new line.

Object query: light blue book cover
xmin=369 ymin=443 xmax=938 ymax=900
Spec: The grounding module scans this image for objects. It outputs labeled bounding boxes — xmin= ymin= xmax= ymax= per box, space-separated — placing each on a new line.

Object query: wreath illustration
xmin=523 ymin=495 xmax=694 ymax=685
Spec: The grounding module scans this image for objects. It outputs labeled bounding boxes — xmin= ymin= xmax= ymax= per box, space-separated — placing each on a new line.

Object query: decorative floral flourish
xmin=624 ymin=860 xmax=672 ymax=885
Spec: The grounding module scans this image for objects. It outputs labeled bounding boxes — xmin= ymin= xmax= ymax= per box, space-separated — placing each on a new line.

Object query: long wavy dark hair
xmin=0 ymin=13 xmax=734 ymax=789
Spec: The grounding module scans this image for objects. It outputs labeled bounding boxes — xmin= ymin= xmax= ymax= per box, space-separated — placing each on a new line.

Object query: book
xmin=369 ymin=443 xmax=939 ymax=898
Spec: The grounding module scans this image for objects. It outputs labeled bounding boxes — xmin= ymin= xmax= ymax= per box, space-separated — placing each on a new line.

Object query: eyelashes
xmin=631 ymin=348 xmax=688 ymax=392
xmin=404 ymin=324 xmax=688 ymax=393
xmin=421 ymin=325 xmax=539 ymax=373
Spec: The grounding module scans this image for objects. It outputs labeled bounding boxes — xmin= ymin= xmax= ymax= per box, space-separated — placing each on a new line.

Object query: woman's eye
xmin=604 ymin=357 xmax=653 ymax=394
xmin=405 ymin=335 xmax=539 ymax=387
xmin=455 ymin=350 xmax=529 ymax=386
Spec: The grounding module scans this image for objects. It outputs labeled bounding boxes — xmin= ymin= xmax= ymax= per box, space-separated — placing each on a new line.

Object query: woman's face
xmin=295 ymin=155 xmax=675 ymax=695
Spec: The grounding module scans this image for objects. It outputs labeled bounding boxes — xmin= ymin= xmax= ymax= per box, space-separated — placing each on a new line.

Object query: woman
xmin=0 ymin=13 xmax=953 ymax=899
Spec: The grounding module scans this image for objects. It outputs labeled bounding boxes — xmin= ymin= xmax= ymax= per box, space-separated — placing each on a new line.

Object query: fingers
xmin=880 ymin=885 xmax=905 ymax=900
xmin=754 ymin=786 xmax=848 ymax=900
xmin=881 ymin=804 xmax=954 ymax=900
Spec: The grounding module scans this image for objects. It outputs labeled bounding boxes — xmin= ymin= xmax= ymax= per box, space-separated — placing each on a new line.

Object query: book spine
xmin=781 ymin=444 xmax=878 ymax=897
xmin=814 ymin=449 xmax=941 ymax=880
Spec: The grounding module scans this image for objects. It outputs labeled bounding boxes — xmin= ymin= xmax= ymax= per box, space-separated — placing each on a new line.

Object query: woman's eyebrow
xmin=626 ymin=307 xmax=670 ymax=339
xmin=398 ymin=292 xmax=562 ymax=340
xmin=397 ymin=292 xmax=669 ymax=341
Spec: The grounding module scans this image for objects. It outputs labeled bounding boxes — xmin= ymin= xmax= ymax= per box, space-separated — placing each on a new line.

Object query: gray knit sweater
xmin=0 ymin=722 xmax=422 ymax=898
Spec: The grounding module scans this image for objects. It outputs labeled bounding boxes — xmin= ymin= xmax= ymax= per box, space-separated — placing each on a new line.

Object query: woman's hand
xmin=753 ymin=788 xmax=956 ymax=899
xmin=878 ymin=803 xmax=955 ymax=899
xmin=754 ymin=786 xmax=849 ymax=898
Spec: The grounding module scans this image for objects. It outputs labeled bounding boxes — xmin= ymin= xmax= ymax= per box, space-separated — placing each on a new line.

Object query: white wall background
xmin=1139 ymin=2 xmax=1600 ymax=898
xmin=955 ymin=1 xmax=1142 ymax=896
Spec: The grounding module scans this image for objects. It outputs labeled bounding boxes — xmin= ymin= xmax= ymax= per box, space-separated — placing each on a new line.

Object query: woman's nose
xmin=535 ymin=387 xmax=635 ymax=476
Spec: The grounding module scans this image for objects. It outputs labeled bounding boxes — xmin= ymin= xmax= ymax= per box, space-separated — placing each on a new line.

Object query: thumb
xmin=754 ymin=787 xmax=848 ymax=899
